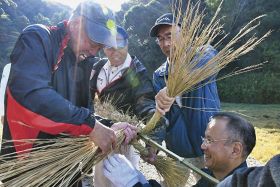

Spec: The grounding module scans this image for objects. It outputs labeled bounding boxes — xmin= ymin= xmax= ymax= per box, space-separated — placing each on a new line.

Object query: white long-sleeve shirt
xmin=0 ymin=63 xmax=11 ymax=117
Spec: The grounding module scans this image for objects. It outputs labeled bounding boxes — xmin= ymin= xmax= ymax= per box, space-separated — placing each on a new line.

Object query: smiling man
xmin=90 ymin=25 xmax=155 ymax=121
xmin=2 ymin=0 xmax=122 ymax=155
xmin=101 ymin=112 xmax=256 ymax=187
xmin=194 ymin=112 xmax=256 ymax=187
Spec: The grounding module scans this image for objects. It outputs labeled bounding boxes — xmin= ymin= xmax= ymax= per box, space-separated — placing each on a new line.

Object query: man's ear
xmin=231 ymin=142 xmax=243 ymax=159
xmin=69 ymin=16 xmax=83 ymax=32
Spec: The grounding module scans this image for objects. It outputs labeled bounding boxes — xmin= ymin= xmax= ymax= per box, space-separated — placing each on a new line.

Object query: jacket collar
xmin=157 ymin=59 xmax=169 ymax=77
xmin=93 ymin=55 xmax=145 ymax=74
xmin=226 ymin=161 xmax=248 ymax=178
xmin=104 ymin=53 xmax=132 ymax=73
xmin=207 ymin=161 xmax=248 ymax=180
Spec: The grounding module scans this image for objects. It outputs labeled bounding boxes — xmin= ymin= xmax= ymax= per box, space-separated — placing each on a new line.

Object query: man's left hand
xmin=142 ymin=146 xmax=158 ymax=164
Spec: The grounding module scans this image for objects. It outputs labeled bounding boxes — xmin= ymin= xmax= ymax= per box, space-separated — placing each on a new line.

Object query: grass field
xmin=0 ymin=103 xmax=279 ymax=163
xmin=222 ymin=103 xmax=280 ymax=163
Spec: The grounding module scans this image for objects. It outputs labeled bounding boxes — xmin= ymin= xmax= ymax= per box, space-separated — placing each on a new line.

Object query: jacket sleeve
xmin=8 ymin=30 xmax=94 ymax=136
xmin=217 ymin=155 xmax=280 ymax=187
xmin=131 ymin=68 xmax=156 ymax=120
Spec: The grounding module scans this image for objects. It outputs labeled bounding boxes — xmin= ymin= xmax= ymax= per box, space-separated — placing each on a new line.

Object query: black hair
xmin=211 ymin=112 xmax=256 ymax=158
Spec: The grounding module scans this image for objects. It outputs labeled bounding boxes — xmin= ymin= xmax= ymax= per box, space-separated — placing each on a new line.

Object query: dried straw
xmin=132 ymin=139 xmax=190 ymax=187
xmin=96 ymin=100 xmax=190 ymax=187
xmin=0 ymin=132 xmax=125 ymax=187
xmin=97 ymin=100 xmax=216 ymax=186
xmin=142 ymin=0 xmax=271 ymax=134
xmin=0 ymin=100 xmax=189 ymax=186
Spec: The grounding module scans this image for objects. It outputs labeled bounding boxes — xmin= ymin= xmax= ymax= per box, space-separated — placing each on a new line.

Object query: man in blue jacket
xmin=193 ymin=112 xmax=255 ymax=186
xmin=146 ymin=13 xmax=221 ymax=180
xmin=1 ymin=1 xmax=137 ymax=158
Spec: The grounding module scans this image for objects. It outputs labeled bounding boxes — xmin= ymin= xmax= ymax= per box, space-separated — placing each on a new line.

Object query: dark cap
xmin=116 ymin=26 xmax=128 ymax=48
xmin=73 ymin=0 xmax=117 ymax=47
xmin=150 ymin=13 xmax=180 ymax=37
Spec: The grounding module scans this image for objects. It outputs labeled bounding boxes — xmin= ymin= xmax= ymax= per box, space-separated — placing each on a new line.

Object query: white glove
xmin=103 ymin=154 xmax=140 ymax=187
xmin=136 ymin=170 xmax=149 ymax=185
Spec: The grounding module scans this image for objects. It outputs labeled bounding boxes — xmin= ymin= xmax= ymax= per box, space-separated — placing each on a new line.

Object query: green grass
xmin=222 ymin=103 xmax=280 ymax=163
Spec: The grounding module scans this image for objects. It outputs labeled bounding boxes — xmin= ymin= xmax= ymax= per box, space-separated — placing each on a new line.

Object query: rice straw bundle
xmin=0 ymin=100 xmax=190 ymax=186
xmin=154 ymin=156 xmax=190 ymax=187
xmin=96 ymin=100 xmax=190 ymax=187
xmin=94 ymin=97 xmax=140 ymax=125
xmin=132 ymin=139 xmax=190 ymax=187
xmin=142 ymin=0 xmax=271 ymax=134
xmin=0 ymin=100 xmax=128 ymax=186
xmin=0 ymin=131 xmax=125 ymax=187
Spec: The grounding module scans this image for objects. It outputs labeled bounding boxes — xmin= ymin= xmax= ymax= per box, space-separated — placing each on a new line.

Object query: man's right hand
xmin=155 ymin=87 xmax=175 ymax=115
xmin=111 ymin=122 xmax=138 ymax=145
xmin=89 ymin=121 xmax=117 ymax=154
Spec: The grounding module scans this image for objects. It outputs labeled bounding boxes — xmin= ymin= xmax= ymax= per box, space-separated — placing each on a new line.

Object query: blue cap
xmin=116 ymin=26 xmax=128 ymax=48
xmin=150 ymin=13 xmax=181 ymax=37
xmin=74 ymin=0 xmax=117 ymax=48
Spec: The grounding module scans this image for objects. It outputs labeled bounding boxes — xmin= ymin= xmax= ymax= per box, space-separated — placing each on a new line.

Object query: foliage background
xmin=0 ymin=0 xmax=279 ymax=103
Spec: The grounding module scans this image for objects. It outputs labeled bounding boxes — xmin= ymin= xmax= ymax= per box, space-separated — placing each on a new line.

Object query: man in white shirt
xmin=89 ymin=26 xmax=157 ymax=187
xmin=90 ymin=25 xmax=156 ymax=124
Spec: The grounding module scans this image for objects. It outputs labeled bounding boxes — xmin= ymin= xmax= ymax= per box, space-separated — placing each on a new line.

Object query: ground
xmin=222 ymin=103 xmax=280 ymax=163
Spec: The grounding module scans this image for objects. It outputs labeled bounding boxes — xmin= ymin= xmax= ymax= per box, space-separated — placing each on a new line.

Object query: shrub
xmin=217 ymin=72 xmax=280 ymax=104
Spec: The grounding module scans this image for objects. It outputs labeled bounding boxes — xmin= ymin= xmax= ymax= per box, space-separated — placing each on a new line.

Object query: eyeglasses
xmin=155 ymin=34 xmax=172 ymax=45
xmin=201 ymin=136 xmax=231 ymax=146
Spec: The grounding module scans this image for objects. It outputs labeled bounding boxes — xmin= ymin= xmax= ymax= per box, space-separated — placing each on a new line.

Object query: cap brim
xmin=116 ymin=39 xmax=128 ymax=48
xmin=85 ymin=19 xmax=117 ymax=48
xmin=149 ymin=23 xmax=173 ymax=37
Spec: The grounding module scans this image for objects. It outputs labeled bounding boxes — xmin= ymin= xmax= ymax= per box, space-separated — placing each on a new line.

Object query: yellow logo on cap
xmin=106 ymin=19 xmax=116 ymax=33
